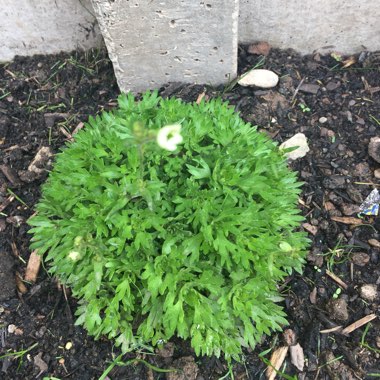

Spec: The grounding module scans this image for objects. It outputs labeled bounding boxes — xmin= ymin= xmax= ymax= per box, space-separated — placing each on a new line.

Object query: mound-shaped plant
xmin=29 ymin=91 xmax=308 ymax=360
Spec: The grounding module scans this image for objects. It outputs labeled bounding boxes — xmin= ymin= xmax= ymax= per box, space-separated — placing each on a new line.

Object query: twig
xmin=326 ymin=270 xmax=348 ymax=290
xmin=341 ymin=314 xmax=377 ymax=335
xmin=320 ymin=326 xmax=343 ymax=334
xmin=291 ymin=78 xmax=305 ymax=104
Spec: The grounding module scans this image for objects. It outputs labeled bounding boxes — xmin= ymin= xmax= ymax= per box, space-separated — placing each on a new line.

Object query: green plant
xmin=29 ymin=91 xmax=308 ymax=360
xmin=298 ymin=103 xmax=311 ymax=113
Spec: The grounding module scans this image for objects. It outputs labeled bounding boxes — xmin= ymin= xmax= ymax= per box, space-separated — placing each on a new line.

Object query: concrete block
xmin=239 ymin=0 xmax=380 ymax=54
xmin=91 ymin=0 xmax=239 ymax=93
xmin=0 ymin=0 xmax=103 ymax=62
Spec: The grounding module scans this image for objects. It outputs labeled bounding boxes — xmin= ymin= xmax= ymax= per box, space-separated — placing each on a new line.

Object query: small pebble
xmin=351 ymin=252 xmax=370 ymax=267
xmin=238 ymin=69 xmax=279 ymax=88
xmin=374 ymin=169 xmax=380 ymax=179
xmin=368 ymin=136 xmax=380 ymax=163
xmin=279 ymin=133 xmax=310 ymax=160
xmin=319 ymin=116 xmax=328 ymax=124
xmin=368 ymin=239 xmax=380 ymax=249
xmin=327 ymin=298 xmax=349 ymax=321
xmin=359 ymin=284 xmax=378 ymax=302
xmin=65 ymin=341 xmax=73 ymax=350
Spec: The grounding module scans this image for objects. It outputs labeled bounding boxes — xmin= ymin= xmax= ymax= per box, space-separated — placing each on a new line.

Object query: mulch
xmin=0 ymin=45 xmax=379 ymax=380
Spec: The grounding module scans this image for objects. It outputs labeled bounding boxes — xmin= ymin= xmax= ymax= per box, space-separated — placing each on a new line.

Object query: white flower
xmin=156 ymin=124 xmax=183 ymax=151
xmin=68 ymin=250 xmax=81 ymax=261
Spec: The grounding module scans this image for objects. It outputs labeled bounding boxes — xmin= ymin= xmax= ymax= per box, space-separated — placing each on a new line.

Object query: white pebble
xmin=238 ymin=69 xmax=279 ymax=88
xmin=280 ymin=133 xmax=310 ymax=160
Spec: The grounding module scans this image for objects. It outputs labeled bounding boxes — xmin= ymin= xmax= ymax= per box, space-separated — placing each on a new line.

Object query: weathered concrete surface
xmin=91 ymin=0 xmax=238 ymax=93
xmin=239 ymin=0 xmax=380 ymax=54
xmin=0 ymin=0 xmax=102 ymax=62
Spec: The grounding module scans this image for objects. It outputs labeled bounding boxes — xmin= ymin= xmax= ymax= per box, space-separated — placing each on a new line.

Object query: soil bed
xmin=0 ymin=46 xmax=380 ymax=380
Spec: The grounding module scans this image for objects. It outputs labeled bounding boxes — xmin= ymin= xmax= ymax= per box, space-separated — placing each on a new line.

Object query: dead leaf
xmin=25 ymin=250 xmax=41 ymax=283
xmin=266 ymin=346 xmax=288 ymax=380
xmin=290 ymin=343 xmax=304 ymax=371
xmin=330 ymin=216 xmax=363 ymax=225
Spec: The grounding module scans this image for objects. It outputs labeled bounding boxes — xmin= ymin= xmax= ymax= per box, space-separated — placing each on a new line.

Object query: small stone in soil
xmin=323 ymin=175 xmax=346 ymax=189
xmin=374 ymin=169 xmax=380 ymax=179
xmin=238 ymin=69 xmax=279 ymax=88
xmin=351 ymin=252 xmax=370 ymax=267
xmin=368 ymin=136 xmax=380 ymax=163
xmin=166 ymin=356 xmax=199 ymax=380
xmin=341 ymin=203 xmax=360 ymax=216
xmin=319 ymin=116 xmax=328 ymax=124
xmin=327 ymin=298 xmax=349 ymax=321
xmin=359 ymin=284 xmax=378 ymax=302
xmin=279 ymin=133 xmax=310 ymax=160
xmin=299 ymin=82 xmax=320 ymax=94
xmin=368 ymin=239 xmax=380 ymax=249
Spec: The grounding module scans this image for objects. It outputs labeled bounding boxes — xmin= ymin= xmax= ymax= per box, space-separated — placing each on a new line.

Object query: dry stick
xmin=325 ymin=270 xmax=348 ymax=290
xmin=341 ymin=314 xmax=377 ymax=336
xmin=291 ymin=77 xmax=305 ymax=104
xmin=320 ymin=326 xmax=343 ymax=334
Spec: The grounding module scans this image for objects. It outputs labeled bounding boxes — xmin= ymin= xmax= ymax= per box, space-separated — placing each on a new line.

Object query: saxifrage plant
xmin=29 ymin=91 xmax=308 ymax=360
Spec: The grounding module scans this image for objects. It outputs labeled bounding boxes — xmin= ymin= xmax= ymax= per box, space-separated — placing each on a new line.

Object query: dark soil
xmin=1 ymin=46 xmax=380 ymax=380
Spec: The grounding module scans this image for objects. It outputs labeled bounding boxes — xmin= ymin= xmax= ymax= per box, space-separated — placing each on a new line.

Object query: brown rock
xmin=327 ymin=298 xmax=349 ymax=321
xmin=323 ymin=175 xmax=346 ymax=189
xmin=156 ymin=342 xmax=175 ymax=358
xmin=353 ymin=162 xmax=371 ymax=177
xmin=283 ymin=329 xmax=297 ymax=346
xmin=320 ymin=127 xmax=335 ymax=138
xmin=166 ymin=356 xmax=198 ymax=380
xmin=374 ymin=169 xmax=380 ymax=179
xmin=341 ymin=203 xmax=360 ymax=216
xmin=351 ymin=252 xmax=370 ymax=267
xmin=368 ymin=136 xmax=380 ymax=163
xmin=299 ymin=83 xmax=320 ymax=95
xmin=247 ymin=41 xmax=271 ymax=56
xmin=368 ymin=239 xmax=380 ymax=248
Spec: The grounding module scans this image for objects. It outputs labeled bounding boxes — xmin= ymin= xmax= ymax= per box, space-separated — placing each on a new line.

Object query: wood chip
xmin=302 ymin=222 xmax=318 ymax=235
xmin=15 ymin=272 xmax=28 ymax=294
xmin=266 ymin=346 xmax=289 ymax=380
xmin=341 ymin=314 xmax=377 ymax=336
xmin=196 ymin=91 xmax=206 ymax=104
xmin=326 ymin=270 xmax=348 ymax=290
xmin=24 ymin=250 xmax=41 ymax=283
xmin=330 ymin=216 xmax=363 ymax=225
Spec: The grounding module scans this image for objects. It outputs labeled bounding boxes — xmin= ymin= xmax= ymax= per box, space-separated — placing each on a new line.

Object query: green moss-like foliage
xmin=29 ymin=91 xmax=308 ymax=360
